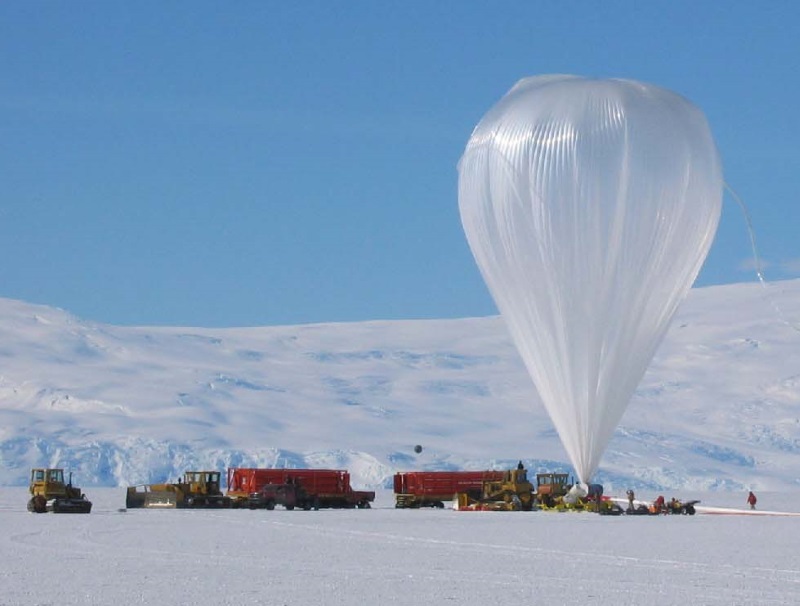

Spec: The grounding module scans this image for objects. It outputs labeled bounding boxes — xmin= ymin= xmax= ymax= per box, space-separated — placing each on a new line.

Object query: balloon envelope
xmin=458 ymin=76 xmax=722 ymax=482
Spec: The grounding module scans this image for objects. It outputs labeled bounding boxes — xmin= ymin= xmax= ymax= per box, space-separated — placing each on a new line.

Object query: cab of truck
xmin=182 ymin=471 xmax=223 ymax=496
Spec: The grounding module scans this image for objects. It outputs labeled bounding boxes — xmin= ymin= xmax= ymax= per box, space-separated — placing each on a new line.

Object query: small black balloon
xmin=414 ymin=444 xmax=423 ymax=454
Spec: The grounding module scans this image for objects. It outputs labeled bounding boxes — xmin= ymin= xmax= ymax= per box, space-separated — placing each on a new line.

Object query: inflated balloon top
xmin=458 ymin=75 xmax=722 ymax=483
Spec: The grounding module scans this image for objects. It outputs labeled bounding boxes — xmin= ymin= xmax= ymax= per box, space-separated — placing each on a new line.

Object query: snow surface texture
xmin=0 ymin=280 xmax=799 ymax=491
xmin=2 ymin=488 xmax=799 ymax=606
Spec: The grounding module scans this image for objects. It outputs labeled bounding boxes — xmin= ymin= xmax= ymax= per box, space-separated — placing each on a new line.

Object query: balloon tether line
xmin=725 ymin=183 xmax=800 ymax=333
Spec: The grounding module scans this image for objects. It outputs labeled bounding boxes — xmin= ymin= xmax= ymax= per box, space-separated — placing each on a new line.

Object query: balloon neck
xmin=572 ymin=473 xmax=590 ymax=486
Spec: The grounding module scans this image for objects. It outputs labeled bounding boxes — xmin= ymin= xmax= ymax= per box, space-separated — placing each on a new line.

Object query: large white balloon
xmin=458 ymin=76 xmax=722 ymax=483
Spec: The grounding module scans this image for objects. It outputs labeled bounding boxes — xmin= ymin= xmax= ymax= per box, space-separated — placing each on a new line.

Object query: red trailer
xmin=226 ymin=468 xmax=374 ymax=509
xmin=393 ymin=470 xmax=507 ymax=508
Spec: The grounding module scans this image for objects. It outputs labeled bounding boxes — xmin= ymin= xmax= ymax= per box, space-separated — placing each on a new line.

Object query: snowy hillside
xmin=0 ymin=280 xmax=799 ymax=492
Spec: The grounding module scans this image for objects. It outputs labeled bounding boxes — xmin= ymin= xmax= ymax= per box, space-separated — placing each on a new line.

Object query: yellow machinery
xmin=28 ymin=468 xmax=92 ymax=514
xmin=456 ymin=467 xmax=535 ymax=511
xmin=456 ymin=470 xmax=619 ymax=513
xmin=126 ymin=470 xmax=231 ymax=509
xmin=533 ymin=473 xmax=622 ymax=513
xmin=533 ymin=472 xmax=571 ymax=508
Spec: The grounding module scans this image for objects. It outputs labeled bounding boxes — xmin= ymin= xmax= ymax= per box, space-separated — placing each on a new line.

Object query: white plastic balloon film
xmin=458 ymin=76 xmax=722 ymax=482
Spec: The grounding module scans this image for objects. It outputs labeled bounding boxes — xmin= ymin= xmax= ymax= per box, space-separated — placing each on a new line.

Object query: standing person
xmin=747 ymin=491 xmax=757 ymax=510
xmin=626 ymin=489 xmax=635 ymax=511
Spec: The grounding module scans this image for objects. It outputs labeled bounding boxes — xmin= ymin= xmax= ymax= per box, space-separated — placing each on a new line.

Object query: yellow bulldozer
xmin=456 ymin=466 xmax=535 ymax=511
xmin=126 ymin=470 xmax=232 ymax=509
xmin=456 ymin=468 xmax=621 ymax=513
xmin=28 ymin=468 xmax=92 ymax=514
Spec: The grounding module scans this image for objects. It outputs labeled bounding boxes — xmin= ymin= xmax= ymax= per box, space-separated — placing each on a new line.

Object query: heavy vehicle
xmin=126 ymin=471 xmax=232 ymax=509
xmin=533 ymin=473 xmax=618 ymax=513
xmin=533 ymin=472 xmax=572 ymax=507
xmin=393 ymin=470 xmax=507 ymax=508
xmin=247 ymin=481 xmax=313 ymax=510
xmin=227 ymin=468 xmax=374 ymax=509
xmin=455 ymin=467 xmax=535 ymax=511
xmin=28 ymin=468 xmax=92 ymax=514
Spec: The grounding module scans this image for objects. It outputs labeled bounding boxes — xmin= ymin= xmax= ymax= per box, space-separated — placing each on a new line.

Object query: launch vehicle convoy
xmin=27 ymin=464 xmax=697 ymax=516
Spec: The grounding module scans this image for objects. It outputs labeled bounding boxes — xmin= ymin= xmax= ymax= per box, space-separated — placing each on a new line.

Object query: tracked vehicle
xmin=28 ymin=468 xmax=92 ymax=514
xmin=126 ymin=471 xmax=232 ymax=509
xmin=455 ymin=466 xmax=535 ymax=511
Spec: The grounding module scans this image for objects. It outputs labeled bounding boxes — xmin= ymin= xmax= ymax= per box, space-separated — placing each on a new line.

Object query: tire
xmin=265 ymin=500 xmax=275 ymax=511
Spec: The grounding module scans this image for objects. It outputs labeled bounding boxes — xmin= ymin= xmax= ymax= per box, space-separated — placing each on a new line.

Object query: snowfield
xmin=2 ymin=280 xmax=800 ymax=604
xmin=1 ymin=279 xmax=799 ymax=492
xmin=2 ymin=488 xmax=799 ymax=606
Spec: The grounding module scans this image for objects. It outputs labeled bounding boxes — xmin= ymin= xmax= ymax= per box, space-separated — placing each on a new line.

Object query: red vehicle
xmin=247 ymin=482 xmax=309 ymax=510
xmin=393 ymin=470 xmax=507 ymax=508
xmin=227 ymin=468 xmax=374 ymax=509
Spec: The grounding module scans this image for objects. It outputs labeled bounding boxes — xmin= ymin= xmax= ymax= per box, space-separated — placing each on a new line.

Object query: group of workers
xmin=625 ymin=489 xmax=758 ymax=512
xmin=648 ymin=494 xmax=685 ymax=514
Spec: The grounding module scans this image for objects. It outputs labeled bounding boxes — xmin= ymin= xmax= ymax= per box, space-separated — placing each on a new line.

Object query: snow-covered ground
xmin=2 ymin=488 xmax=799 ymax=606
xmin=1 ymin=280 xmax=800 ymax=492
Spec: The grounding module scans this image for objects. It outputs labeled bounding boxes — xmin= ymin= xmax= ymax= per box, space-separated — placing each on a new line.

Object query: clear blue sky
xmin=2 ymin=2 xmax=799 ymax=327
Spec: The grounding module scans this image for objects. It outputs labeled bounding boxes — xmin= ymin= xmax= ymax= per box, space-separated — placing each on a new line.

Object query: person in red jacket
xmin=747 ymin=491 xmax=757 ymax=510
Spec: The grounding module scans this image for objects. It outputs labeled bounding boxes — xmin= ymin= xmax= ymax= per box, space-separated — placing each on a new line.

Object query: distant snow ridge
xmin=0 ymin=279 xmax=799 ymax=491
xmin=0 ymin=436 xmax=394 ymax=489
